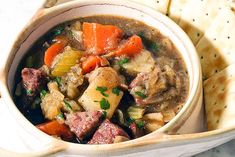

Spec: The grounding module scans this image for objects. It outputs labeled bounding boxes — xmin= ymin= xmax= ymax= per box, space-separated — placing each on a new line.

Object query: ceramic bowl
xmin=0 ymin=0 xmax=211 ymax=156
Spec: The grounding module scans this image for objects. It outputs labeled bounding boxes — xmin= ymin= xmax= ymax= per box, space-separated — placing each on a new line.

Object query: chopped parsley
xmin=55 ymin=77 xmax=62 ymax=86
xmin=112 ymin=87 xmax=121 ymax=96
xmin=102 ymin=111 xmax=107 ymax=119
xmin=40 ymin=90 xmax=47 ymax=98
xmin=64 ymin=100 xmax=73 ymax=112
xmin=26 ymin=89 xmax=33 ymax=95
xmin=150 ymin=42 xmax=159 ymax=52
xmin=56 ymin=113 xmax=65 ymax=121
xmin=126 ymin=117 xmax=135 ymax=125
xmin=53 ymin=25 xmax=64 ymax=36
xmin=96 ymin=86 xmax=109 ymax=97
xmin=136 ymin=121 xmax=145 ymax=129
xmin=135 ymin=91 xmax=147 ymax=99
xmin=100 ymin=98 xmax=110 ymax=110
xmin=139 ymin=32 xmax=159 ymax=53
xmin=118 ymin=58 xmax=129 ymax=66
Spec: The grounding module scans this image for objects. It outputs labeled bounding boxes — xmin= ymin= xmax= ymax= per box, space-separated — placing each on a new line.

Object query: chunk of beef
xmin=65 ymin=111 xmax=103 ymax=140
xmin=21 ymin=68 xmax=46 ymax=96
xmin=129 ymin=65 xmax=179 ymax=106
xmin=88 ymin=119 xmax=130 ymax=144
xmin=129 ymin=122 xmax=144 ymax=138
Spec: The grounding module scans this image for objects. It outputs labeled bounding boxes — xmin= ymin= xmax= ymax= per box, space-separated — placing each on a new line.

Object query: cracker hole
xmin=192 ymin=19 xmax=195 ymax=22
xmin=156 ymin=0 xmax=159 ymax=3
xmin=228 ymin=36 xmax=230 ymax=39
xmin=214 ymin=102 xmax=217 ymax=105
xmin=200 ymin=56 xmax=203 ymax=59
xmin=214 ymin=54 xmax=217 ymax=58
xmin=185 ymin=71 xmax=188 ymax=74
xmin=221 ymin=88 xmax=225 ymax=91
xmin=227 ymin=21 xmax=230 ymax=23
xmin=213 ymin=38 xmax=216 ymax=41
xmin=197 ymin=33 xmax=200 ymax=37
xmin=224 ymin=105 xmax=227 ymax=109
xmin=215 ymin=69 xmax=218 ymax=73
xmin=206 ymin=13 xmax=208 ymax=16
xmin=216 ymin=119 xmax=219 ymax=124
xmin=212 ymin=85 xmax=216 ymax=89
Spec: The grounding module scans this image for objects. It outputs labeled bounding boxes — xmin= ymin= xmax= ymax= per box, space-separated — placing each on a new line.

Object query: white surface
xmin=0 ymin=0 xmax=235 ymax=156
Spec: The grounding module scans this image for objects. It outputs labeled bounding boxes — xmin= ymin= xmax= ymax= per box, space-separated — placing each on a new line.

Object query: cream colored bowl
xmin=0 ymin=0 xmax=214 ymax=156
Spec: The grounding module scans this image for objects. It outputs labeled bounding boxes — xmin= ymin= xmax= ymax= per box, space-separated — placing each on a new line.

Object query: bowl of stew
xmin=0 ymin=0 xmax=203 ymax=156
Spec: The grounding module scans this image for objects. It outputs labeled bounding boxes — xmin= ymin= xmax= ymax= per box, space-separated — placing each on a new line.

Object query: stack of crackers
xmin=130 ymin=0 xmax=235 ymax=131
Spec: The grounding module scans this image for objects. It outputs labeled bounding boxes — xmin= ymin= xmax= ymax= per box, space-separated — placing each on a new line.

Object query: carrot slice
xmin=113 ymin=35 xmax=143 ymax=57
xmin=82 ymin=55 xmax=108 ymax=74
xmin=44 ymin=42 xmax=65 ymax=67
xmin=83 ymin=22 xmax=123 ymax=55
xmin=36 ymin=120 xmax=74 ymax=140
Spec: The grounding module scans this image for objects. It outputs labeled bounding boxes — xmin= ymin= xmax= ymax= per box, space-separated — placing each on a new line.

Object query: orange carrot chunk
xmin=83 ymin=22 xmax=123 ymax=55
xmin=114 ymin=35 xmax=143 ymax=57
xmin=44 ymin=42 xmax=66 ymax=67
xmin=36 ymin=120 xmax=74 ymax=140
xmin=82 ymin=55 xmax=108 ymax=74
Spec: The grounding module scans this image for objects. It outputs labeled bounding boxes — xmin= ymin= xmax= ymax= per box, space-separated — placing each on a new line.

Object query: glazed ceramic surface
xmin=0 ymin=0 xmax=231 ymax=157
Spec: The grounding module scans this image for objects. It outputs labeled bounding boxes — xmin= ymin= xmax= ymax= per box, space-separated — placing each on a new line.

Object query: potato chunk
xmin=122 ymin=49 xmax=155 ymax=74
xmin=143 ymin=112 xmax=164 ymax=133
xmin=41 ymin=82 xmax=64 ymax=120
xmin=79 ymin=67 xmax=123 ymax=118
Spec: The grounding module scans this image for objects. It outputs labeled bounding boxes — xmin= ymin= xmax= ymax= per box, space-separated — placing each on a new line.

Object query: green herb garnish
xmin=40 ymin=90 xmax=47 ymax=98
xmin=112 ymin=87 xmax=121 ymax=96
xmin=56 ymin=113 xmax=65 ymax=121
xmin=53 ymin=25 xmax=64 ymax=36
xmin=64 ymin=100 xmax=73 ymax=112
xmin=135 ymin=91 xmax=147 ymax=99
xmin=136 ymin=121 xmax=145 ymax=129
xmin=96 ymin=86 xmax=109 ymax=97
xmin=139 ymin=32 xmax=159 ymax=53
xmin=100 ymin=98 xmax=110 ymax=110
xmin=118 ymin=58 xmax=129 ymax=66
xmin=55 ymin=77 xmax=62 ymax=86
xmin=150 ymin=42 xmax=159 ymax=52
xmin=102 ymin=111 xmax=107 ymax=119
xmin=126 ymin=117 xmax=135 ymax=125
xmin=26 ymin=89 xmax=33 ymax=95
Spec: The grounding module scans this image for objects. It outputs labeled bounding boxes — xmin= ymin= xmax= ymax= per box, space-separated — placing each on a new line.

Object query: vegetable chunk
xmin=44 ymin=42 xmax=66 ymax=67
xmin=81 ymin=55 xmax=109 ymax=74
xmin=122 ymin=49 xmax=155 ymax=74
xmin=79 ymin=67 xmax=123 ymax=118
xmin=51 ymin=46 xmax=83 ymax=76
xmin=83 ymin=22 xmax=123 ymax=55
xmin=36 ymin=120 xmax=74 ymax=141
xmin=113 ymin=35 xmax=143 ymax=57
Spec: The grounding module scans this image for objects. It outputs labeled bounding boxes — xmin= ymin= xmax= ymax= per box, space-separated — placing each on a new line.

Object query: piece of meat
xmin=21 ymin=68 xmax=46 ymax=96
xmin=129 ymin=122 xmax=144 ymax=138
xmin=129 ymin=65 xmax=179 ymax=106
xmin=65 ymin=111 xmax=103 ymax=140
xmin=88 ymin=119 xmax=130 ymax=144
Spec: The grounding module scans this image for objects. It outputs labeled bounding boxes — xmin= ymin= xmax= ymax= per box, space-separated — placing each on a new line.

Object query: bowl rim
xmin=0 ymin=0 xmax=225 ymax=154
